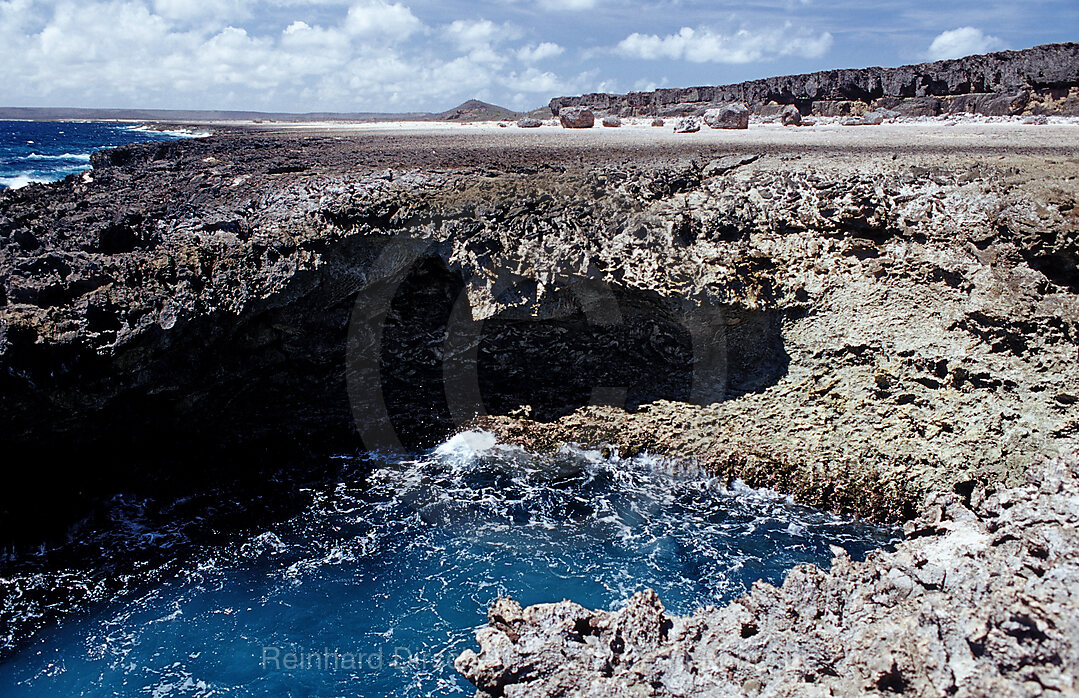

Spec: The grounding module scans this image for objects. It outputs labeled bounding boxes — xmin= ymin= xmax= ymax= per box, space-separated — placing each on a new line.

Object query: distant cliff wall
xmin=550 ymin=42 xmax=1079 ymax=117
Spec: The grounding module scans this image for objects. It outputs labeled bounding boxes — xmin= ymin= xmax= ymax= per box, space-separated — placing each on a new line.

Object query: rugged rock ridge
xmin=1 ymin=130 xmax=1077 ymax=540
xmin=550 ymin=43 xmax=1079 ymax=118
xmin=456 ymin=452 xmax=1079 ymax=697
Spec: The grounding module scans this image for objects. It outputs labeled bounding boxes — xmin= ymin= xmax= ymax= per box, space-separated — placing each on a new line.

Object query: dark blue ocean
xmin=0 ymin=432 xmax=898 ymax=696
xmin=0 ymin=120 xmax=205 ymax=190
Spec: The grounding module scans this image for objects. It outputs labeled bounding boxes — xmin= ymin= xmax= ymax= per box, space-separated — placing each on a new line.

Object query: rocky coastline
xmin=550 ymin=42 xmax=1079 ymax=119
xmin=1 ymin=120 xmax=1078 ymax=691
xmin=457 ymin=452 xmax=1079 ymax=697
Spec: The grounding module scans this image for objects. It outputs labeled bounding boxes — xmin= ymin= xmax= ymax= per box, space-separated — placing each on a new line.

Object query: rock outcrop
xmin=1 ymin=116 xmax=1078 ymax=688
xmin=559 ymin=106 xmax=595 ymax=128
xmin=550 ymin=42 xmax=1079 ymax=118
xmin=703 ymin=103 xmax=749 ymax=130
xmin=778 ymin=104 xmax=802 ymax=126
xmin=2 ymin=128 xmax=1077 ymax=540
xmin=673 ymin=117 xmax=700 ymax=133
xmin=458 ymin=452 xmax=1079 ymax=697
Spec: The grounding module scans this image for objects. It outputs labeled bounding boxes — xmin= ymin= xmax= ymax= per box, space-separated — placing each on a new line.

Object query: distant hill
xmin=0 ymin=100 xmax=544 ymax=124
xmin=433 ymin=99 xmax=521 ymax=122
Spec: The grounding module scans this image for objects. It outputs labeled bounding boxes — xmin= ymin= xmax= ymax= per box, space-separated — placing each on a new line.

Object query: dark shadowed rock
xmin=549 ymin=42 xmax=1079 ymax=118
xmin=779 ymin=104 xmax=802 ymax=126
xmin=559 ymin=106 xmax=594 ymax=128
xmin=651 ymin=118 xmax=665 ymax=127
xmin=704 ymin=103 xmax=749 ymax=129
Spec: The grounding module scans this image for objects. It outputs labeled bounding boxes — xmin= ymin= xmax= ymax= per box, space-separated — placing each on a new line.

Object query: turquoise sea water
xmin=0 ymin=432 xmax=897 ymax=696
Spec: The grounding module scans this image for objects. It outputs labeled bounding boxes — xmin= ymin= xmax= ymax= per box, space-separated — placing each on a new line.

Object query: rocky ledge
xmin=457 ymin=451 xmax=1079 ymax=697
xmin=551 ymin=42 xmax=1079 ymax=119
xmin=0 ymin=123 xmax=1077 ymax=677
xmin=1 ymin=127 xmax=1077 ymax=536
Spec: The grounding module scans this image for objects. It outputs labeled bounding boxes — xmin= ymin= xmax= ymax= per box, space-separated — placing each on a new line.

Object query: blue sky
xmin=1 ymin=0 xmax=1076 ymax=112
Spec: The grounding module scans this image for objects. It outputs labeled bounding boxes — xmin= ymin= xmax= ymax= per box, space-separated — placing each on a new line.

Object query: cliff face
xmin=1 ymin=127 xmax=1077 ymax=540
xmin=550 ymin=43 xmax=1079 ymax=117
xmin=1 ymin=124 xmax=1078 ymax=692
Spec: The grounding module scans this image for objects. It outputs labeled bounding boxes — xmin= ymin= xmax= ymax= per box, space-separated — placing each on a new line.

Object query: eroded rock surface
xmin=457 ymin=452 xmax=1079 ymax=697
xmin=550 ymin=42 xmax=1079 ymax=118
xmin=2 ymin=128 xmax=1077 ymax=532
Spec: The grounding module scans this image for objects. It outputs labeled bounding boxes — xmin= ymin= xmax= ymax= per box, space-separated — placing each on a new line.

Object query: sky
xmin=1 ymin=0 xmax=1077 ymax=113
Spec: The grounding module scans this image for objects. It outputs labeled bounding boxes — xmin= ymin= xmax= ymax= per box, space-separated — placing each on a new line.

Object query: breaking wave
xmin=0 ymin=432 xmax=898 ymax=696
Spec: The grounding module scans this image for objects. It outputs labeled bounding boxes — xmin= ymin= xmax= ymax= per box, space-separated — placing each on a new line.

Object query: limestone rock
xmin=703 ymin=103 xmax=749 ymax=130
xmin=559 ymin=106 xmax=594 ymax=129
xmin=550 ymin=43 xmax=1079 ymax=117
xmin=601 ymin=116 xmax=622 ymax=128
xmin=516 ymin=118 xmax=542 ymax=128
xmin=458 ymin=453 xmax=1079 ymax=697
xmin=673 ymin=117 xmax=700 ymax=133
xmin=779 ymin=104 xmax=802 ymax=126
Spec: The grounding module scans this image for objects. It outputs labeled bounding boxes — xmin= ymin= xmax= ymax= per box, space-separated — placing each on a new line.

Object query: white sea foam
xmin=433 ymin=429 xmax=498 ymax=461
xmin=22 ymin=152 xmax=91 ymax=161
xmin=124 ymin=124 xmax=210 ymax=138
xmin=0 ymin=175 xmax=49 ymax=190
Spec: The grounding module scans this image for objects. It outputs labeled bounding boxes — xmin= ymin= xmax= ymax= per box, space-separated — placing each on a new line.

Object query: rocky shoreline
xmin=457 ymin=452 xmax=1079 ymax=697
xmin=1 ymin=121 xmax=1078 ymax=688
xmin=551 ymin=42 xmax=1079 ymax=119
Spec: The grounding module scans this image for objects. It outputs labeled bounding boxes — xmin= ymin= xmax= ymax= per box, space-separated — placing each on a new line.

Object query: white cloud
xmin=497 ymin=0 xmax=599 ymax=9
xmin=0 ymin=0 xmax=482 ymax=110
xmin=632 ymin=77 xmax=660 ymax=92
xmin=616 ymin=23 xmax=833 ymax=63
xmin=442 ymin=18 xmax=500 ymax=50
xmin=926 ymin=27 xmax=1003 ymax=61
xmin=344 ymin=0 xmax=422 ymax=40
xmin=500 ymin=67 xmax=564 ymax=92
xmin=0 ymin=0 xmax=845 ymax=112
xmin=516 ymin=41 xmax=562 ymax=63
xmin=151 ymin=0 xmax=249 ymax=24
xmin=538 ymin=0 xmax=598 ymax=9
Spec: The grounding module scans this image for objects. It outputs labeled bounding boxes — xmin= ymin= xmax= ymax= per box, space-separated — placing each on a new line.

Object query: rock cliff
xmin=1 ymin=123 xmax=1078 ymax=692
xmin=550 ymin=42 xmax=1079 ymax=118
xmin=1 ymin=128 xmax=1077 ymax=539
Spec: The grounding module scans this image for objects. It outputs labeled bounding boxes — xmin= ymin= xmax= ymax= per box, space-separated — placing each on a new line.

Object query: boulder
xmin=779 ymin=104 xmax=802 ymax=126
xmin=601 ymin=116 xmax=622 ymax=128
xmin=673 ymin=118 xmax=701 ymax=133
xmin=651 ymin=118 xmax=665 ymax=127
xmin=516 ymin=118 xmax=542 ymax=128
xmin=944 ymin=90 xmax=1030 ymax=116
xmin=559 ymin=107 xmax=594 ymax=129
xmin=703 ymin=103 xmax=749 ymax=130
xmin=861 ymin=111 xmax=886 ymax=125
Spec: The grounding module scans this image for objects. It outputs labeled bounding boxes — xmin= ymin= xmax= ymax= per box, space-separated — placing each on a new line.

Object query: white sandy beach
xmin=227 ymin=114 xmax=1079 ymax=152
